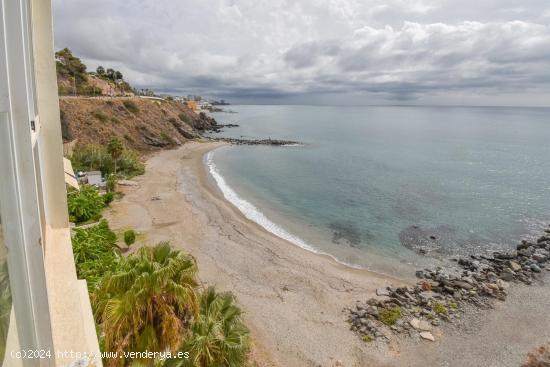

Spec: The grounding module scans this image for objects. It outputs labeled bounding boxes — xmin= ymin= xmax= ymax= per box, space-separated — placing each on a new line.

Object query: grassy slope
xmin=60 ymin=97 xmax=217 ymax=153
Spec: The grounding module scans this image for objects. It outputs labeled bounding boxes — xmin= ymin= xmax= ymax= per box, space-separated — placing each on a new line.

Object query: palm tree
xmin=106 ymin=137 xmax=124 ymax=175
xmin=165 ymin=287 xmax=250 ymax=367
xmin=93 ymin=242 xmax=199 ymax=367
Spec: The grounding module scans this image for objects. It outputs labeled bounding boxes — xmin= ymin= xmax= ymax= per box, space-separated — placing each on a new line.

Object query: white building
xmin=86 ymin=171 xmax=103 ymax=187
xmin=0 ymin=0 xmax=101 ymax=366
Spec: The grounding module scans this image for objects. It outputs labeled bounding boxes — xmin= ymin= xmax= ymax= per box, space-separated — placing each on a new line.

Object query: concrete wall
xmin=31 ymin=0 xmax=69 ymax=229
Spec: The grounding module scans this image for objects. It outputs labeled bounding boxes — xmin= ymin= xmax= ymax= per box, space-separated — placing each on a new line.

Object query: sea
xmin=205 ymin=105 xmax=550 ymax=272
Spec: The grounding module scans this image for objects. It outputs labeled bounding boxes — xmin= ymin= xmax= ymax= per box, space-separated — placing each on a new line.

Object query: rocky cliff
xmin=59 ymin=97 xmax=218 ymax=153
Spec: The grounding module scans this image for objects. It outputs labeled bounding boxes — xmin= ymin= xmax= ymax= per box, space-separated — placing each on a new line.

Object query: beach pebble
xmin=530 ymin=264 xmax=542 ymax=273
xmin=410 ymin=318 xmax=432 ymax=331
xmin=508 ymin=260 xmax=522 ymax=272
xmin=366 ymin=306 xmax=378 ymax=317
xmin=346 ymin=226 xmax=550 ymax=344
xmin=419 ymin=332 xmax=435 ymax=341
xmin=376 ymin=288 xmax=390 ymax=297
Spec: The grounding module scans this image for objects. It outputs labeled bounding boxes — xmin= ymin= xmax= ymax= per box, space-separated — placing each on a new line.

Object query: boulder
xmin=530 ymin=264 xmax=542 ymax=273
xmin=518 ymin=248 xmax=535 ymax=257
xmin=494 ymin=251 xmax=517 ymax=260
xmin=508 ymin=260 xmax=522 ymax=272
xmin=453 ymin=280 xmax=474 ymax=290
xmin=376 ymin=288 xmax=390 ymax=297
xmin=533 ymin=249 xmax=549 ymax=262
xmin=517 ymin=241 xmax=532 ymax=250
xmin=410 ymin=318 xmax=432 ymax=331
xmin=366 ymin=306 xmax=379 ymax=317
xmin=419 ymin=332 xmax=435 ymax=341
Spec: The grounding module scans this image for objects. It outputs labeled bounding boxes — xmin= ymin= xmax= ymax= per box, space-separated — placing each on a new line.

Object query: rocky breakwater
xmin=346 ymin=230 xmax=550 ymax=343
xmin=212 ymin=137 xmax=303 ymax=146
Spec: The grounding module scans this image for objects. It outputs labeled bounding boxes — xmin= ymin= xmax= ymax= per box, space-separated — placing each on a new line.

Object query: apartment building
xmin=0 ymin=0 xmax=101 ymax=366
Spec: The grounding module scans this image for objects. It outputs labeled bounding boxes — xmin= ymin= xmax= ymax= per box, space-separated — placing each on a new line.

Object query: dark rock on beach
xmin=346 ymin=227 xmax=550 ymax=343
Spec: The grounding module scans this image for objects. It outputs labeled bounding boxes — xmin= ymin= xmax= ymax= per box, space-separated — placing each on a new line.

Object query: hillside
xmin=56 ymin=48 xmax=132 ymax=96
xmin=60 ymin=97 xmax=218 ymax=153
xmin=56 ymin=48 xmax=220 ymax=154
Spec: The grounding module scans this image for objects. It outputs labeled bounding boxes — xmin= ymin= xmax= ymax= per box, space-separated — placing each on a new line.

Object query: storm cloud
xmin=52 ymin=0 xmax=550 ymax=105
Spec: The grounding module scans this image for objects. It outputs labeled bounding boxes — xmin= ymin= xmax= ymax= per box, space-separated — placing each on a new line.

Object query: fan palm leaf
xmin=93 ymin=242 xmax=198 ymax=366
xmin=164 ymin=287 xmax=250 ymax=367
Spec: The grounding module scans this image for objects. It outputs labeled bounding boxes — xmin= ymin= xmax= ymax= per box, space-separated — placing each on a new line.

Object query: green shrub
xmin=58 ymin=84 xmax=69 ymax=96
xmin=78 ymin=85 xmax=100 ymax=96
xmin=117 ymin=148 xmax=145 ymax=177
xmin=110 ymin=116 xmax=120 ymax=124
xmin=123 ymin=230 xmax=136 ymax=246
xmin=70 ymin=144 xmax=144 ymax=178
xmin=72 ymin=219 xmax=120 ymax=291
xmin=160 ymin=132 xmax=176 ymax=145
xmin=71 ymin=144 xmax=113 ymax=174
xmin=433 ymin=303 xmax=448 ymax=315
xmin=378 ymin=307 xmax=401 ymax=326
xmin=55 ymin=48 xmax=87 ymax=83
xmin=103 ymin=192 xmax=114 ymax=206
xmin=362 ymin=335 xmax=373 ymax=343
xmin=67 ymin=185 xmax=105 ymax=223
xmin=178 ymin=113 xmax=189 ymax=123
xmin=93 ymin=110 xmax=108 ymax=122
xmin=106 ymin=175 xmax=117 ymax=192
xmin=123 ymin=100 xmax=139 ymax=113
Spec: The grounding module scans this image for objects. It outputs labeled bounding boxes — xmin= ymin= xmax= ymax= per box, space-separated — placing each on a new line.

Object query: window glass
xmin=0 ymin=115 xmax=20 ymax=365
xmin=0 ymin=215 xmax=13 ymax=363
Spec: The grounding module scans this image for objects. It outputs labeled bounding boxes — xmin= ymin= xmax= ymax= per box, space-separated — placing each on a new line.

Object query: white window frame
xmin=0 ymin=0 xmax=55 ymax=364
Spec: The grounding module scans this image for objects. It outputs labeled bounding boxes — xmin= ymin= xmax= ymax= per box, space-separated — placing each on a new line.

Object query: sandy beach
xmin=105 ymin=142 xmax=550 ymax=367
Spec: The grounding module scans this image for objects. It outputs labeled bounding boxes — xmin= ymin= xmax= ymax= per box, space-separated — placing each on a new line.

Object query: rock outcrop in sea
xmin=211 ymin=137 xmax=303 ymax=146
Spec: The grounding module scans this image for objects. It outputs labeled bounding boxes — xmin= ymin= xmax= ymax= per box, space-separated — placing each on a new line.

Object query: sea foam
xmin=205 ymin=150 xmax=317 ymax=253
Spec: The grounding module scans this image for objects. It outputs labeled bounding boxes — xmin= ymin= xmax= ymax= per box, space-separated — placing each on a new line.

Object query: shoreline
xmin=203 ymin=144 xmax=436 ymax=278
xmin=205 ymin=146 xmax=404 ymax=274
xmin=105 ymin=141 xmax=403 ymax=366
xmin=105 ymin=141 xmax=550 ymax=367
xmin=197 ymin=144 xmax=415 ymax=284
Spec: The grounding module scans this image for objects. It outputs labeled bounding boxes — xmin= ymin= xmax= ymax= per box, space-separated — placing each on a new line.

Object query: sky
xmin=52 ymin=0 xmax=550 ymax=106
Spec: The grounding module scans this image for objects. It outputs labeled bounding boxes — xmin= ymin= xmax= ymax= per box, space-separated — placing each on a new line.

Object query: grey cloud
xmin=284 ymin=41 xmax=341 ymax=69
xmin=52 ymin=0 xmax=550 ymax=105
xmin=283 ymin=21 xmax=550 ymax=99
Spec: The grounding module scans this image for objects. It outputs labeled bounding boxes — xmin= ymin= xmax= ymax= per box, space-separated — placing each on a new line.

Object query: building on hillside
xmin=86 ymin=171 xmax=103 ymax=187
xmin=0 ymin=0 xmax=101 ymax=365
xmin=199 ymin=101 xmax=212 ymax=110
